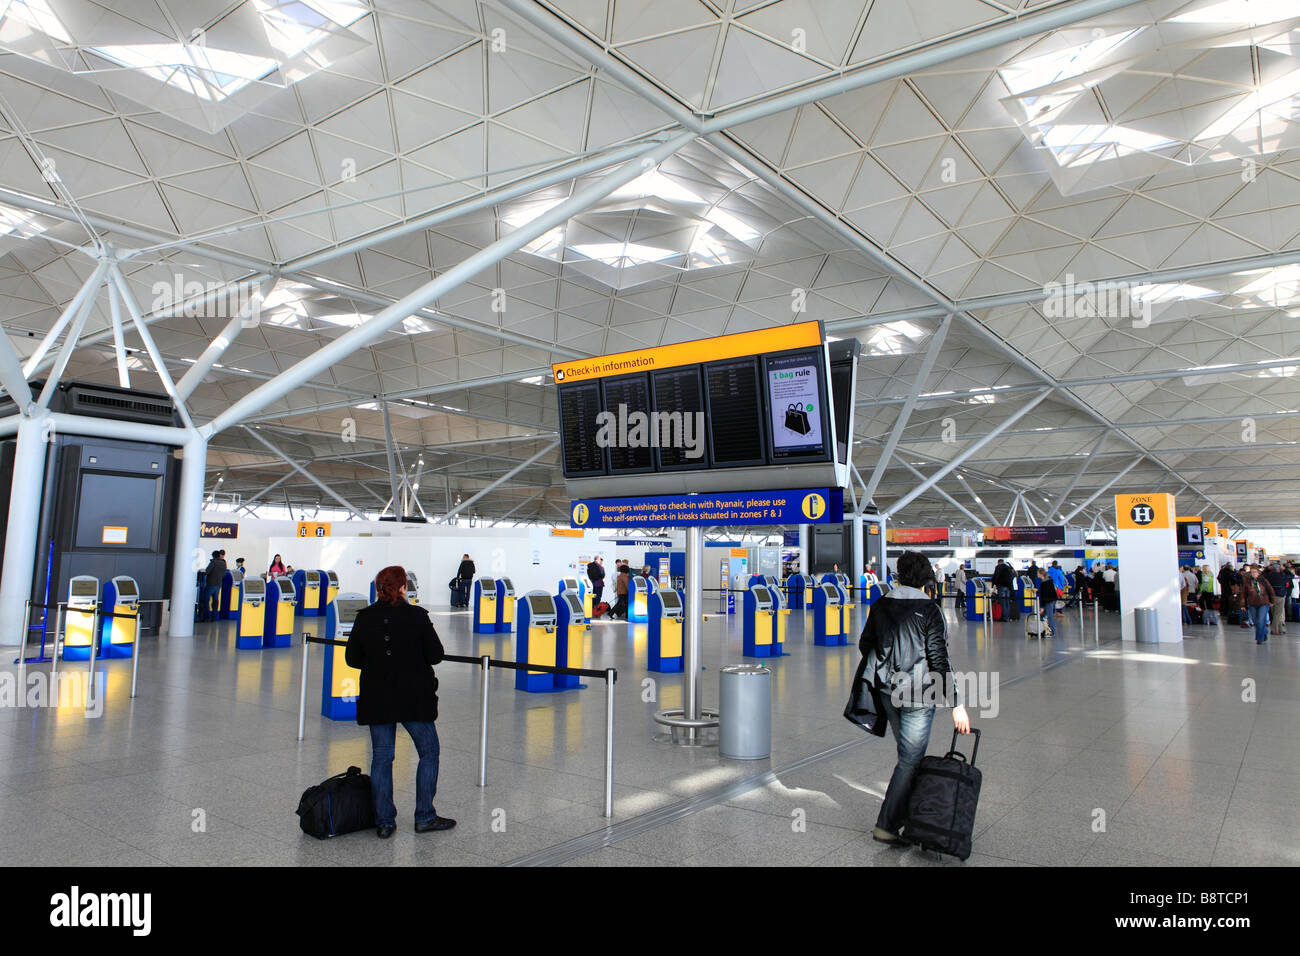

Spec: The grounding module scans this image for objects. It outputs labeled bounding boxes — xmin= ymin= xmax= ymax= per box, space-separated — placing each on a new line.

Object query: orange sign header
xmin=551 ymin=321 xmax=824 ymax=384
xmin=1116 ymin=493 xmax=1174 ymax=531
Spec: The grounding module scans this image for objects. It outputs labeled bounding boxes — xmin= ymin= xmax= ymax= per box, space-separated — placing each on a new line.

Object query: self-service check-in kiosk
xmin=495 ymin=577 xmax=515 ymax=633
xmin=743 ymin=584 xmax=786 ymax=658
xmin=647 ymin=588 xmax=684 ymax=672
xmin=61 ymin=575 xmax=100 ymax=661
xmin=558 ymin=577 xmax=592 ymax=618
xmin=515 ymin=590 xmax=576 ymax=693
xmin=263 ymin=575 xmax=296 ymax=647
xmin=629 ymin=574 xmax=656 ymax=623
xmin=859 ymin=573 xmax=884 ymax=610
xmin=405 ymin=572 xmax=420 ymax=605
xmin=236 ymin=576 xmax=266 ymax=649
xmin=786 ymin=573 xmax=814 ymax=610
xmin=473 ymin=576 xmax=497 ymax=634
xmin=219 ymin=569 xmax=238 ymax=620
xmin=323 ymin=570 xmax=339 ymax=608
xmin=812 ymin=582 xmax=848 ymax=646
xmin=965 ymin=577 xmax=989 ymax=621
xmin=554 ymin=590 xmax=590 ymax=690
xmin=820 ymin=573 xmax=855 ymax=635
xmin=99 ymin=575 xmax=139 ymax=659
xmin=764 ymin=575 xmax=791 ymax=647
xmin=320 ymin=592 xmax=367 ymax=720
xmin=1019 ymin=575 xmax=1037 ymax=616
xmin=292 ymin=569 xmax=323 ymax=617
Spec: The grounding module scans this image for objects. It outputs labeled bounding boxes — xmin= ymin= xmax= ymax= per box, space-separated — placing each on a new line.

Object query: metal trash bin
xmin=1135 ymin=606 xmax=1158 ymax=644
xmin=719 ymin=664 xmax=771 ymax=759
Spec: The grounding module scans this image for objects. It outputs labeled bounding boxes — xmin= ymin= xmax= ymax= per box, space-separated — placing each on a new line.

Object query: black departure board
xmin=601 ymin=373 xmax=653 ymax=473
xmin=558 ymin=382 xmax=606 ymax=477
xmin=704 ymin=357 xmax=766 ymax=467
xmin=651 ymin=367 xmax=705 ymax=470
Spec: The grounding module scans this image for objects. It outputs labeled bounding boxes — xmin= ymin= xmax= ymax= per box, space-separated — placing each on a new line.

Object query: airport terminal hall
xmin=0 ymin=0 xmax=1296 ymax=921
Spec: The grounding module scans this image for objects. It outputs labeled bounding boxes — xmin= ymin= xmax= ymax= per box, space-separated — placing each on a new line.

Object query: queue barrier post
xmin=86 ymin=607 xmax=100 ymax=708
xmin=478 ymin=655 xmax=490 ymax=788
xmin=129 ymin=620 xmax=141 ymax=699
xmin=298 ymin=633 xmax=310 ymax=742
xmin=604 ymin=667 xmax=615 ymax=818
xmin=1094 ymin=598 xmax=1100 ymax=645
xmin=49 ymin=604 xmax=64 ymax=691
xmin=17 ymin=600 xmax=30 ymax=683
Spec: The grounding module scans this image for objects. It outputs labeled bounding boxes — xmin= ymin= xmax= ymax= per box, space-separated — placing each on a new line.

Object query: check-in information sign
xmin=570 ymin=488 xmax=844 ymax=529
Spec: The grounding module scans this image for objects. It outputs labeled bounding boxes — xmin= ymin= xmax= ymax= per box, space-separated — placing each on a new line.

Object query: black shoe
xmin=415 ymin=816 xmax=456 ymax=833
xmin=376 ymin=824 xmax=396 ymax=839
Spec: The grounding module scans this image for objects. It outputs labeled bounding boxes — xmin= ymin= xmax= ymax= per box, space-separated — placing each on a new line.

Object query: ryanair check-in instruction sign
xmin=570 ymin=489 xmax=844 ymax=529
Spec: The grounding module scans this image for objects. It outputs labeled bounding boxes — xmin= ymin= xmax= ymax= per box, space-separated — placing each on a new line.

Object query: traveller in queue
xmin=344 ymin=565 xmax=455 ymax=838
xmin=269 ymin=553 xmax=286 ymax=578
xmin=1242 ymin=565 xmax=1276 ymax=645
xmin=454 ymin=553 xmax=475 ymax=608
xmin=858 ymin=550 xmax=969 ymax=845
xmin=612 ymin=565 xmax=631 ymax=619
xmin=201 ymin=550 xmax=226 ymax=622
xmin=588 ymin=555 xmax=605 ymax=608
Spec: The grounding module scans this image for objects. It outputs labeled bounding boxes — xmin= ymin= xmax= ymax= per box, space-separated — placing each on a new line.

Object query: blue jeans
xmin=1041 ymin=601 xmax=1055 ymax=634
xmin=997 ymin=586 xmax=1012 ymax=620
xmin=876 ymin=696 xmax=936 ymax=835
xmin=200 ymin=584 xmax=220 ymax=621
xmin=1246 ymin=604 xmax=1270 ymax=643
xmin=368 ymin=721 xmax=441 ymax=827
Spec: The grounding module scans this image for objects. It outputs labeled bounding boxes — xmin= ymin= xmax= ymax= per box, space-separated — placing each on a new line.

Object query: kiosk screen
xmin=244 ymin=579 xmax=265 ymax=597
xmin=526 ymin=595 xmax=553 ymax=617
xmin=562 ymin=593 xmax=583 ymax=616
xmin=480 ymin=580 xmax=496 ymax=595
xmin=658 ymin=591 xmax=682 ymax=612
xmin=337 ymin=599 xmax=367 ymax=624
xmin=71 ymin=580 xmax=97 ymax=600
xmin=752 ymin=586 xmax=771 ymax=605
xmin=821 ymin=584 xmax=840 ymax=603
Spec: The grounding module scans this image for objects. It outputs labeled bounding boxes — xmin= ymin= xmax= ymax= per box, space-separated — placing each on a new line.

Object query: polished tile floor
xmin=0 ymin=598 xmax=1295 ymax=867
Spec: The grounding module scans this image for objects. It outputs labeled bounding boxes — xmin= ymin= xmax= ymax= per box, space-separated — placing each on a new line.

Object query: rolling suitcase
xmin=991 ymin=601 xmax=1003 ymax=622
xmin=904 ymin=729 xmax=981 ymax=860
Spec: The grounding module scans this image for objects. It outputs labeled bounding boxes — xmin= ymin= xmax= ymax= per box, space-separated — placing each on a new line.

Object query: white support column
xmin=108 ymin=280 xmax=131 ymax=389
xmin=798 ymin=524 xmax=809 ymax=574
xmin=0 ymin=329 xmax=34 ymax=411
xmin=852 ymin=512 xmax=865 ymax=581
xmin=0 ymin=412 xmax=49 ymax=645
xmin=22 ymin=260 xmax=109 ymax=377
xmin=168 ymin=432 xmax=207 ymax=638
xmin=175 ymin=312 xmax=250 ymax=402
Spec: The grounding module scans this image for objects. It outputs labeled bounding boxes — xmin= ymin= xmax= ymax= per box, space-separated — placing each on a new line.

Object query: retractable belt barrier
xmin=17 ymin=600 xmax=157 ymax=705
xmin=297 ymin=635 xmax=620 ymax=818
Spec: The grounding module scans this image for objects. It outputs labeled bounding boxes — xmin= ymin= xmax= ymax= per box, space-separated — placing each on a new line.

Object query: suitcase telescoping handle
xmin=946 ymin=727 xmax=980 ymax=767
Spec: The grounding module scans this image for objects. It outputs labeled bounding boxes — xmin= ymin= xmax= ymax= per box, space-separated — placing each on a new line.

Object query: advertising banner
xmin=888 ymin=527 xmax=950 ymax=545
xmin=982 ymin=525 xmax=1066 ymax=544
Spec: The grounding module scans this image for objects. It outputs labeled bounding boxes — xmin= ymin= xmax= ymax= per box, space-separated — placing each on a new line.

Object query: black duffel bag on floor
xmin=903 ymin=729 xmax=982 ymax=860
xmin=297 ymin=766 xmax=375 ymax=839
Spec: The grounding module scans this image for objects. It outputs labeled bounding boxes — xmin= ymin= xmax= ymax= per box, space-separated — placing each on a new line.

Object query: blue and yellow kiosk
xmin=219 ymin=569 xmax=239 ymax=620
xmin=743 ymin=583 xmax=787 ymax=657
xmin=320 ymin=592 xmax=366 ymax=720
xmin=964 ymin=576 xmax=989 ymax=621
xmin=494 ymin=577 xmax=516 ymax=633
xmin=629 ymin=573 xmax=656 ymax=623
xmin=558 ymin=576 xmax=592 ymax=618
xmin=820 ymin=572 xmax=855 ymax=634
xmin=515 ymin=590 xmax=582 ymax=693
xmin=785 ymin=572 xmax=814 ymax=610
xmin=647 ymin=588 xmax=685 ymax=672
xmin=292 ymin=569 xmax=323 ymax=617
xmin=98 ymin=575 xmax=139 ymax=659
xmin=371 ymin=572 xmax=420 ymax=605
xmin=235 ymin=575 xmax=266 ymax=649
xmin=1018 ymin=574 xmax=1037 ymax=616
xmin=858 ymin=573 xmax=884 ymax=610
xmin=263 ymin=575 xmax=296 ymax=647
xmin=323 ymin=570 xmax=339 ymax=609
xmin=553 ymin=589 xmax=589 ymax=690
xmin=812 ymin=581 xmax=848 ymax=646
xmin=472 ymin=576 xmax=498 ymax=633
xmin=61 ymin=575 xmax=100 ymax=661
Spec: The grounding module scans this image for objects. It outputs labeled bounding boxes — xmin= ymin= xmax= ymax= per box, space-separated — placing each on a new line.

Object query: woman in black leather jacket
xmin=859 ymin=550 xmax=970 ymax=843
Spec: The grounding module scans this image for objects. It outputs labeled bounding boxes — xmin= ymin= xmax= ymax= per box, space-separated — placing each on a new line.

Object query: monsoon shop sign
xmin=570 ymin=489 xmax=843 ymax=529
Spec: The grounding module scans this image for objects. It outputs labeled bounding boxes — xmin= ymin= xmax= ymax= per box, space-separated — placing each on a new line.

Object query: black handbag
xmin=784 ymin=402 xmax=812 ymax=435
xmin=296 ymin=766 xmax=375 ymax=839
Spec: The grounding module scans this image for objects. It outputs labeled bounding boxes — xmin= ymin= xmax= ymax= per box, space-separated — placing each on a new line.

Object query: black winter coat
xmin=344 ymin=601 xmax=444 ymax=725
xmin=858 ymin=590 xmax=958 ymax=708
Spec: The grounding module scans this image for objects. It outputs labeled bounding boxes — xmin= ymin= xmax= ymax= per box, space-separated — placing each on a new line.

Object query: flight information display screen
xmin=558 ymin=381 xmax=606 ymax=477
xmin=651 ymin=367 xmax=706 ymax=470
xmin=764 ymin=348 xmax=830 ymax=463
xmin=602 ymin=373 xmax=653 ymax=473
xmin=704 ymin=357 xmax=765 ymax=467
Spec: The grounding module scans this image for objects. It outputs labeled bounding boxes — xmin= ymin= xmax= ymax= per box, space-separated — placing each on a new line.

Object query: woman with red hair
xmin=344 ymin=565 xmax=455 ymax=838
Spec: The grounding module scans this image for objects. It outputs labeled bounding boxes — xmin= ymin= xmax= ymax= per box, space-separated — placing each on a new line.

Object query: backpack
xmin=296 ymin=766 xmax=375 ymax=839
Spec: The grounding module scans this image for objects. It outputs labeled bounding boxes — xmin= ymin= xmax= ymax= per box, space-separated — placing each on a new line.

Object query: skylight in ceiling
xmin=999 ymin=6 xmax=1300 ymax=194
xmin=0 ymin=0 xmax=370 ymax=133
xmin=501 ymin=166 xmax=763 ymax=289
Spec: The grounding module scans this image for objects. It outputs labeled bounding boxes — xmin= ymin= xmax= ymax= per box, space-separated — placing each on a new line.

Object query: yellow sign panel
xmin=551 ymin=321 xmax=823 ymax=384
xmin=1204 ymin=522 xmax=1219 ymax=538
xmin=102 ymin=526 xmax=128 ymax=544
xmin=1115 ymin=493 xmax=1174 ymax=530
xmin=572 ymin=503 xmax=590 ymax=526
xmin=297 ymin=521 xmax=331 ymax=538
xmin=730 ymin=548 xmax=748 ymax=558
xmin=551 ymin=528 xmax=584 ymax=537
